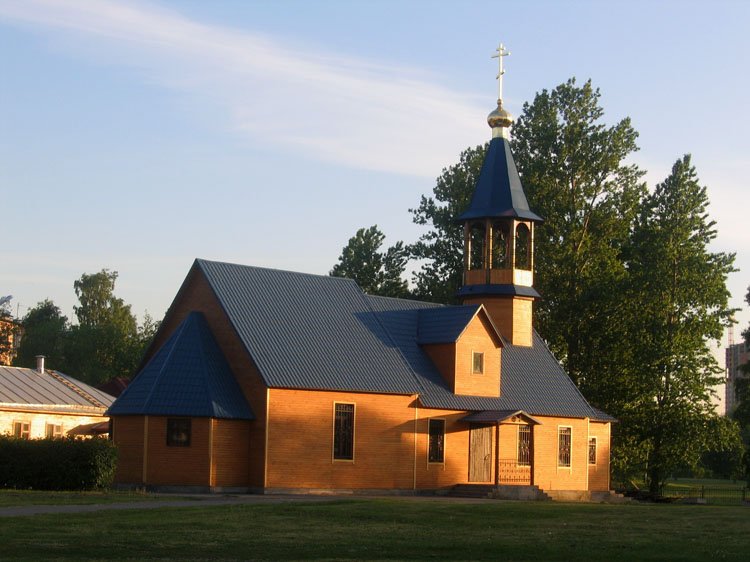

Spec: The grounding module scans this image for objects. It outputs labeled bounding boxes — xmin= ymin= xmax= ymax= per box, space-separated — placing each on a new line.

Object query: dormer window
xmin=472 ymin=351 xmax=484 ymax=375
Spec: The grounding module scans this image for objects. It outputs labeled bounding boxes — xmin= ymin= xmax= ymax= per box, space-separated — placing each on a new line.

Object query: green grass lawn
xmin=0 ymin=498 xmax=748 ymax=561
xmin=663 ymin=477 xmax=748 ymax=504
xmin=0 ymin=489 xmax=176 ymax=507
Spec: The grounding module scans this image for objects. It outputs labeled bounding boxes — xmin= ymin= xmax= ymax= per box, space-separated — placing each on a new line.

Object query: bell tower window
xmin=469 ymin=223 xmax=486 ymax=270
xmin=515 ymin=223 xmax=531 ymax=270
xmin=490 ymin=221 xmax=509 ymax=269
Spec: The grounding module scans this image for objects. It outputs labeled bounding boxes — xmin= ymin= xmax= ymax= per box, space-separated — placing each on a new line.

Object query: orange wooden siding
xmin=531 ymin=416 xmax=589 ymax=491
xmin=454 ymin=313 xmax=500 ymax=397
xmin=142 ymin=416 xmax=211 ymax=486
xmin=422 ymin=313 xmax=501 ymax=398
xmin=112 ymin=416 xmax=145 ymax=484
xmin=211 ymin=418 xmax=252 ymax=488
xmin=146 ymin=268 xmax=268 ymax=487
xmin=587 ymin=421 xmax=611 ymax=491
xmin=463 ymin=296 xmax=533 ymax=347
xmin=266 ymin=389 xmax=417 ymax=490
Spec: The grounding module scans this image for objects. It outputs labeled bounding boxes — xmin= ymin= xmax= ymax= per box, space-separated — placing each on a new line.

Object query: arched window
xmin=515 ymin=223 xmax=531 ymax=270
xmin=491 ymin=221 xmax=509 ymax=269
xmin=469 ymin=223 xmax=485 ymax=270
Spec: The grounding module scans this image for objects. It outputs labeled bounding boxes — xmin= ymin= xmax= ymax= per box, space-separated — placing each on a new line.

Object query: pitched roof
xmin=193 ymin=259 xmax=607 ymax=420
xmin=0 ymin=365 xmax=113 ymax=413
xmin=107 ymin=311 xmax=254 ymax=420
xmin=456 ymin=137 xmax=543 ymax=223
xmin=417 ymin=305 xmax=503 ymax=346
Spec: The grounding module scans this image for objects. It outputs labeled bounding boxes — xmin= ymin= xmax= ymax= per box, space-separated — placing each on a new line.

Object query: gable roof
xmin=417 ymin=305 xmax=503 ymax=346
xmin=456 ymin=137 xmax=543 ymax=223
xmin=0 ymin=365 xmax=113 ymax=413
xmin=191 ymin=259 xmax=609 ymax=421
xmin=107 ymin=311 xmax=254 ymax=420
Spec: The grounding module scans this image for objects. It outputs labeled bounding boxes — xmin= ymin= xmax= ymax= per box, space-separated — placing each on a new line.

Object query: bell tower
xmin=457 ymin=44 xmax=543 ymax=347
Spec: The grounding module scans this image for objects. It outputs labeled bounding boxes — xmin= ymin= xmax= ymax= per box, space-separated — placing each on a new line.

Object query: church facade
xmin=108 ymin=68 xmax=613 ymax=495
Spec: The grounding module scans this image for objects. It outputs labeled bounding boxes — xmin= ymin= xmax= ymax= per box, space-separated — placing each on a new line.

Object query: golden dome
xmin=487 ymin=99 xmax=512 ymax=129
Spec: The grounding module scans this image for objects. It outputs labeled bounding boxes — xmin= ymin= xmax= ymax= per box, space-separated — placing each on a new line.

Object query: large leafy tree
xmin=409 ymin=144 xmax=487 ymax=303
xmin=732 ymin=286 xmax=750 ymax=482
xmin=0 ymin=296 xmax=17 ymax=365
xmin=621 ymin=155 xmax=737 ymax=493
xmin=512 ymin=78 xmax=646 ymax=394
xmin=66 ymin=270 xmax=143 ymax=384
xmin=330 ymin=225 xmax=410 ymax=298
xmin=14 ymin=299 xmax=69 ymax=369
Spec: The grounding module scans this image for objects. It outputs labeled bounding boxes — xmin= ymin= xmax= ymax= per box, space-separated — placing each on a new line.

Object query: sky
xmin=1 ymin=1 xmax=748 ymax=400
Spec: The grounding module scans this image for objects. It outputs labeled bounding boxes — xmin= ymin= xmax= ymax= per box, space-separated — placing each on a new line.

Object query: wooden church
xmin=108 ymin=53 xmax=614 ymax=496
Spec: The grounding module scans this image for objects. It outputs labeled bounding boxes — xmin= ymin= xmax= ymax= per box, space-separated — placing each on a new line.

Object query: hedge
xmin=0 ymin=435 xmax=118 ymax=490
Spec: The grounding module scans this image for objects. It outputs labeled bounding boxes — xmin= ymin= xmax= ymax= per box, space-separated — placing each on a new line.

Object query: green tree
xmin=14 ymin=300 xmax=69 ymax=369
xmin=621 ymin=155 xmax=737 ymax=494
xmin=330 ymin=226 xmax=410 ymax=298
xmin=409 ymin=144 xmax=487 ymax=303
xmin=66 ymin=270 xmax=141 ymax=384
xmin=732 ymin=286 xmax=750 ymax=482
xmin=512 ymin=78 xmax=646 ymax=394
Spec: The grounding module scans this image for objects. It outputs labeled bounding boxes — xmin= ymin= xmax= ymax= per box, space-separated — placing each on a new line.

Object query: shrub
xmin=0 ymin=435 xmax=118 ymax=490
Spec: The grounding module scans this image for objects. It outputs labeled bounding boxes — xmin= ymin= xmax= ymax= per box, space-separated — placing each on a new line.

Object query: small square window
xmin=13 ymin=421 xmax=30 ymax=440
xmin=472 ymin=352 xmax=484 ymax=375
xmin=45 ymin=424 xmax=63 ymax=438
xmin=167 ymin=418 xmax=191 ymax=447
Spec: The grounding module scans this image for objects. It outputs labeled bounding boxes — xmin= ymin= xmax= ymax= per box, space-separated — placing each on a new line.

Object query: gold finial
xmin=488 ymin=42 xmax=513 ymax=134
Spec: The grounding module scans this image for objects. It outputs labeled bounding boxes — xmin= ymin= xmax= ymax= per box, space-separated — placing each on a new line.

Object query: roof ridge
xmin=47 ymin=370 xmax=106 ymax=409
xmin=196 ymin=258 xmax=357 ymax=285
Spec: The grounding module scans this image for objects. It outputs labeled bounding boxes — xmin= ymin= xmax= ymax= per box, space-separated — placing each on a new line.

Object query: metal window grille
xmin=334 ymin=404 xmax=354 ymax=460
xmin=517 ymin=425 xmax=531 ymax=466
xmin=472 ymin=352 xmax=484 ymax=374
xmin=166 ymin=418 xmax=191 ymax=447
xmin=588 ymin=437 xmax=597 ymax=465
xmin=428 ymin=419 xmax=445 ymax=463
xmin=558 ymin=427 xmax=571 ymax=467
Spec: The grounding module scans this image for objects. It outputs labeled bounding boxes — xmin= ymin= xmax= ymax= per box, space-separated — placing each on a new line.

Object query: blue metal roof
xmin=151 ymin=259 xmax=610 ymax=421
xmin=107 ymin=311 xmax=254 ymax=420
xmin=418 ymin=305 xmax=483 ymax=344
xmin=196 ymin=260 xmax=422 ymax=395
xmin=457 ymin=137 xmax=543 ymax=223
xmin=365 ymin=295 xmax=605 ymax=419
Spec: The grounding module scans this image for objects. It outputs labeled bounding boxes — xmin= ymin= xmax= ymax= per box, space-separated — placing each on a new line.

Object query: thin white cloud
xmin=0 ymin=0 xmax=487 ymax=177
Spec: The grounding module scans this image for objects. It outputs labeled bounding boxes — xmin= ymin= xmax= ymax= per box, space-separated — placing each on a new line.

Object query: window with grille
xmin=428 ymin=419 xmax=445 ymax=463
xmin=333 ymin=403 xmax=355 ymax=460
xmin=45 ymin=424 xmax=63 ymax=438
xmin=558 ymin=427 xmax=572 ymax=467
xmin=166 ymin=418 xmax=191 ymax=447
xmin=517 ymin=425 xmax=531 ymax=466
xmin=588 ymin=437 xmax=597 ymax=465
xmin=472 ymin=351 xmax=484 ymax=374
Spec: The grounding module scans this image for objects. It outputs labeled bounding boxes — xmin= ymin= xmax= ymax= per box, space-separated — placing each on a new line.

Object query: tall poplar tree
xmin=622 ymin=155 xmax=737 ymax=493
xmin=511 ymin=78 xmax=646 ymax=395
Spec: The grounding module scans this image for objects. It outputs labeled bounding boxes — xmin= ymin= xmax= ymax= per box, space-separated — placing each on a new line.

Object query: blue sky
xmin=2 ymin=1 xmax=748 ymax=355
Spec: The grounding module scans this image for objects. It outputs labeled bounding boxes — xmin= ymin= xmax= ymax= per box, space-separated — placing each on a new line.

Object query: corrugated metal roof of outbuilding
xmin=0 ymin=365 xmax=113 ymax=411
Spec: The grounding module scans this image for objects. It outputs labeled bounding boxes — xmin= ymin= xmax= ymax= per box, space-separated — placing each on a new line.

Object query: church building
xmin=107 ymin=50 xmax=614 ymax=496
